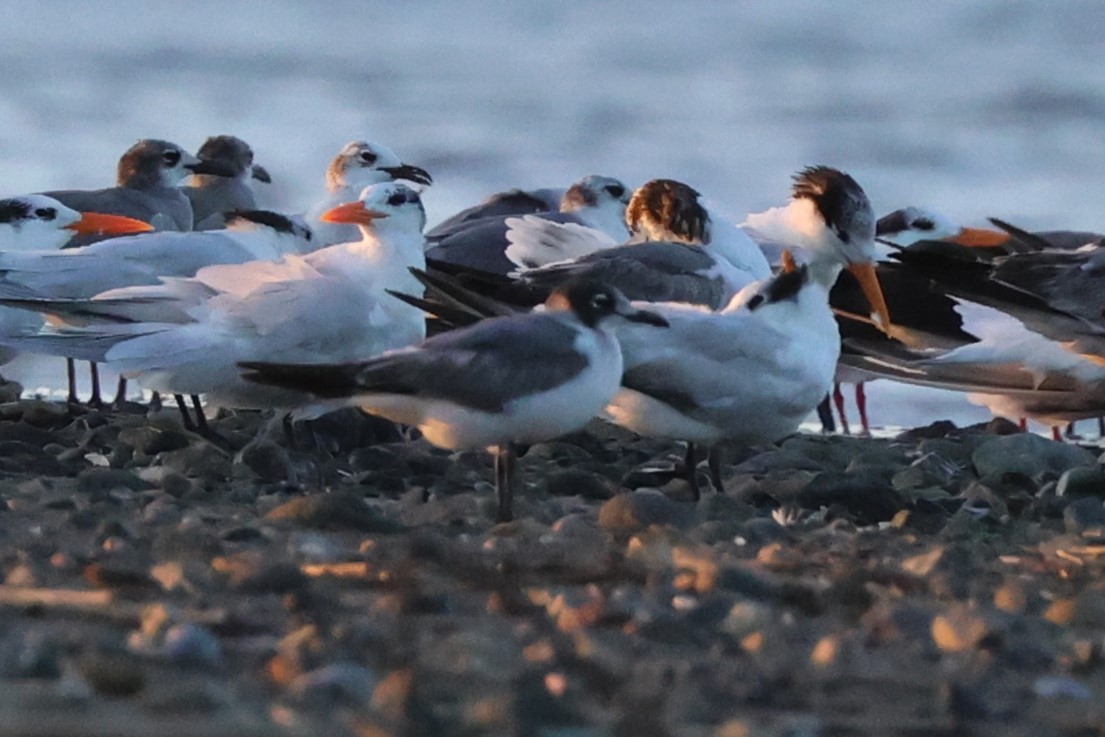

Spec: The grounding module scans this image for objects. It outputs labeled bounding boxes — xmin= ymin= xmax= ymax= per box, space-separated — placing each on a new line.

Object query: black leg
xmin=111 ymin=376 xmax=128 ymax=407
xmin=191 ymin=395 xmax=209 ymax=434
xmin=174 ymin=394 xmax=197 ymax=432
xmin=815 ymin=394 xmax=835 ymax=433
xmin=1099 ymin=417 xmax=1105 ymax=437
xmin=684 ymin=442 xmax=701 ymax=502
xmin=707 ymin=445 xmax=724 ymax=494
xmin=87 ymin=362 xmax=103 ymax=408
xmin=494 ymin=444 xmax=517 ymax=523
xmin=148 ymin=391 xmax=163 ymax=412
xmin=66 ymin=358 xmax=78 ymax=404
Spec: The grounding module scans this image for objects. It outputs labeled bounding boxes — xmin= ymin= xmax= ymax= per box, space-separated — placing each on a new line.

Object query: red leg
xmin=832 ymin=382 xmax=850 ymax=435
xmin=1052 ymin=426 xmax=1062 ymax=442
xmin=1018 ymin=417 xmax=1028 ymax=432
xmin=855 ymin=382 xmax=870 ymax=435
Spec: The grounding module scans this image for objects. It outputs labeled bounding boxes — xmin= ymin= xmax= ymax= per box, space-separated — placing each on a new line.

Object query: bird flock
xmin=1 ymin=134 xmax=1102 ymax=521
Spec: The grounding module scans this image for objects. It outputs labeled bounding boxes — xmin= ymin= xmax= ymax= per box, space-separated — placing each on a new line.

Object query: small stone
xmin=162 ymin=623 xmax=221 ymax=667
xmin=235 ymin=440 xmax=293 ymax=484
xmin=265 ymin=491 xmax=403 ymax=532
xmin=598 ymin=490 xmax=694 ymax=533
xmin=76 ymin=468 xmax=151 ymax=495
xmin=542 ymin=469 xmax=614 ymax=500
xmin=116 ymin=426 xmax=191 ymax=456
xmin=79 ymin=651 xmax=145 ymax=696
xmin=1056 ymin=467 xmax=1105 ymax=498
xmin=1063 ymin=498 xmax=1105 ymax=536
xmin=931 ymin=606 xmax=991 ymax=652
xmin=1032 ymin=675 xmax=1092 ymax=700
xmin=229 ymin=561 xmax=309 ymax=594
xmin=972 ymin=434 xmax=1096 ymax=481
xmin=796 ymin=471 xmax=904 ymax=525
xmin=288 ymin=661 xmax=378 ymax=705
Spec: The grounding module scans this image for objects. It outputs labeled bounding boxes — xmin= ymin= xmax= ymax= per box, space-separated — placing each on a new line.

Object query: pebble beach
xmin=0 ymin=387 xmax=1103 ymax=736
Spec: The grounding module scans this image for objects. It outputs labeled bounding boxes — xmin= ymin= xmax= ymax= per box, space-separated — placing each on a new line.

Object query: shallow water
xmin=1 ymin=1 xmax=1103 ymax=430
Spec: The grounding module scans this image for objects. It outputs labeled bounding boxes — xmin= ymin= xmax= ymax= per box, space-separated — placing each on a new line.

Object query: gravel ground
xmin=0 ymin=386 xmax=1103 ymax=736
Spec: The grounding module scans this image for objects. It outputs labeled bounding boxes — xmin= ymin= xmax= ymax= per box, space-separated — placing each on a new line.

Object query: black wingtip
xmin=238 ymin=360 xmax=363 ymax=397
xmin=987 ymin=217 xmax=1052 ymax=253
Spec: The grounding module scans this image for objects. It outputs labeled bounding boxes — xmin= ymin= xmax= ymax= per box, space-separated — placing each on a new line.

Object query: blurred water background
xmin=2 ymin=0 xmax=1104 ymax=431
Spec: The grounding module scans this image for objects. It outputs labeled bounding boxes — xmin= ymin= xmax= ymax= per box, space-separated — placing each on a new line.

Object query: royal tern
xmin=184 ymin=135 xmax=271 ymax=230
xmin=425 ymin=175 xmax=630 ymax=273
xmin=1 ymin=183 xmax=428 ymax=420
xmin=306 ymin=141 xmax=432 ymax=247
xmin=0 ymin=210 xmax=312 ymax=407
xmin=0 ymin=196 xmax=152 ymax=375
xmin=240 ymin=280 xmax=669 ymax=523
xmin=41 ymin=139 xmax=236 ymax=243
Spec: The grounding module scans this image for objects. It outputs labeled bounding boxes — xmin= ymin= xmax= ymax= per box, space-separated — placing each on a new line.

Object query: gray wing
xmin=426 ymin=187 xmax=563 ymax=241
xmin=426 ymin=211 xmax=591 ymax=275
xmin=243 ymin=314 xmax=590 ymax=412
xmin=524 ymin=242 xmax=729 ymax=308
xmin=184 ymin=178 xmax=257 ymax=230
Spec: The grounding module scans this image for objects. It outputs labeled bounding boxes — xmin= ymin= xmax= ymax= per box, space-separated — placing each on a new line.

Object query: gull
xmin=239 ymin=279 xmax=669 ymax=523
xmin=425 ymin=184 xmax=566 ymax=239
xmin=0 ymin=195 xmax=152 ymax=378
xmin=0 ymin=183 xmax=429 ymax=428
xmin=0 ymin=195 xmax=153 ymax=251
xmin=41 ymin=139 xmax=236 ymax=243
xmin=425 ymin=175 xmax=630 ymax=273
xmin=426 ymin=179 xmax=773 ymax=313
xmin=403 ymin=167 xmax=891 ymax=498
xmin=306 ymin=141 xmax=432 ymax=247
xmin=184 ymin=135 xmax=272 ymax=230
xmin=0 ymin=209 xmax=313 ymax=407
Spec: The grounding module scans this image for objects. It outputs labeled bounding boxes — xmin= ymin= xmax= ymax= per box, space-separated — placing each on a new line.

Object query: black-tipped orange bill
xmin=847 ymin=262 xmax=891 ymax=336
xmin=319 ymin=202 xmax=389 ymax=225
xmin=68 ymin=212 xmax=154 ymax=235
xmin=780 ymin=250 xmax=798 ymax=274
xmin=946 ymin=227 xmax=1010 ymax=248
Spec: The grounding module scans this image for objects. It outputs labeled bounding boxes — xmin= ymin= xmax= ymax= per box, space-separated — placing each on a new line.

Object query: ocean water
xmin=1 ymin=0 xmax=1103 ymax=431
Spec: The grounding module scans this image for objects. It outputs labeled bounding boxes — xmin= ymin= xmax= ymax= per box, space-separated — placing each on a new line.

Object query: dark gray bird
xmin=41 ymin=139 xmax=236 ymax=242
xmin=184 ymin=135 xmax=272 ymax=230
xmin=241 ymin=279 xmax=668 ymax=523
xmin=425 ymin=175 xmax=630 ymax=274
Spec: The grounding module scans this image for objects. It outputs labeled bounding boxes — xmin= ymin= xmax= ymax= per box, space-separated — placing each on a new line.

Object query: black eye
xmin=162 ymin=150 xmax=181 ymax=166
xmin=34 ymin=207 xmax=57 ymax=221
xmin=605 ymin=184 xmax=625 ymax=199
xmin=590 ymin=292 xmax=613 ymax=309
xmin=747 ymin=294 xmax=765 ymax=310
xmin=359 ymin=151 xmax=377 ymax=165
xmin=913 ymin=217 xmax=935 ymax=231
xmin=387 ymin=192 xmax=406 ymax=206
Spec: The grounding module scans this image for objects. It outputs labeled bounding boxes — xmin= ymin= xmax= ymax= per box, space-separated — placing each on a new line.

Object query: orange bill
xmin=946 ymin=227 xmax=1010 ymax=248
xmin=319 ymin=201 xmax=389 ymax=225
xmin=68 ymin=212 xmax=154 ymax=236
xmin=780 ymin=249 xmax=798 ymax=274
xmin=846 ymin=262 xmax=892 ymax=336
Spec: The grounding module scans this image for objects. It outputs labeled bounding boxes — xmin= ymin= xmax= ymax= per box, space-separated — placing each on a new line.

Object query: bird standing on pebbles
xmin=240 ymin=279 xmax=669 ymax=523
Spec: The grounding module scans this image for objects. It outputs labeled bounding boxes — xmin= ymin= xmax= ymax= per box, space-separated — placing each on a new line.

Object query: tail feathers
xmin=1 ymin=329 xmax=138 ymax=363
xmin=238 ymin=360 xmax=366 ymax=398
xmin=385 ymin=289 xmax=483 ymax=330
xmin=411 ymin=267 xmax=524 ymax=321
